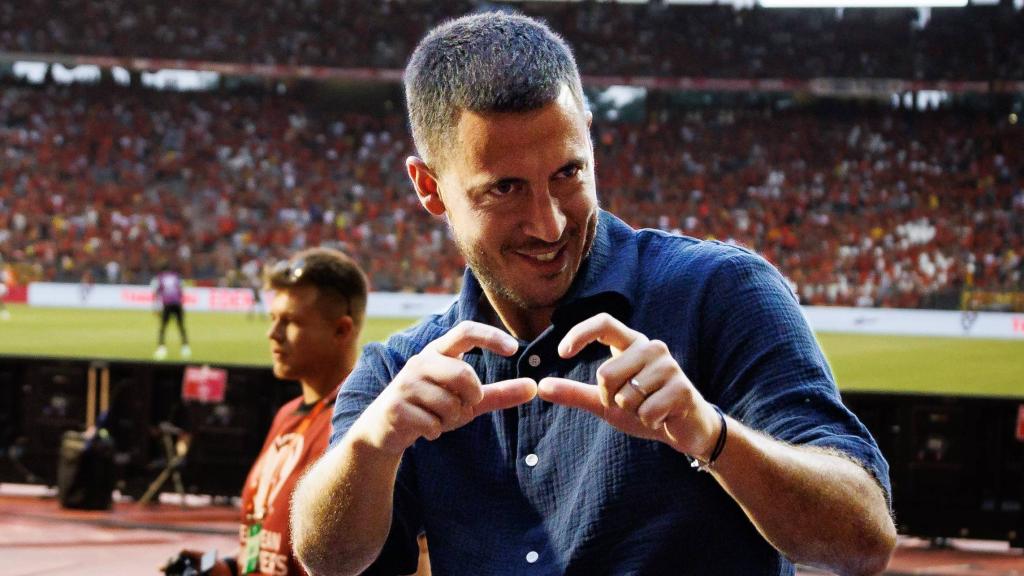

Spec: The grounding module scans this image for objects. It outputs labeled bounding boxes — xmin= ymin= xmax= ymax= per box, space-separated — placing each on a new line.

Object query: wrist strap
xmin=690 ymin=404 xmax=728 ymax=473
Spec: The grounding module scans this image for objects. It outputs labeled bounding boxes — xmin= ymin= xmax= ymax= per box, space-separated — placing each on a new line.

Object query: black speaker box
xmin=57 ymin=429 xmax=116 ymax=510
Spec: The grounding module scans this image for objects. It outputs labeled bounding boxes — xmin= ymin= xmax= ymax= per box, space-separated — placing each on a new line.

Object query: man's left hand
xmin=537 ymin=312 xmax=720 ymax=460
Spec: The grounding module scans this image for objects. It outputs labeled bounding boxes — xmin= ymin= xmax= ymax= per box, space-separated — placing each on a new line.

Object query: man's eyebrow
xmin=552 ymin=157 xmax=587 ymax=176
xmin=465 ymin=179 xmax=493 ymax=197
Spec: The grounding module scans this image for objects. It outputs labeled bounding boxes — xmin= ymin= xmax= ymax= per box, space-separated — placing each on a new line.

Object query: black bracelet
xmin=691 ymin=404 xmax=728 ymax=472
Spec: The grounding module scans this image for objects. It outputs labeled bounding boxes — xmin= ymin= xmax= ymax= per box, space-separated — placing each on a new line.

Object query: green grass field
xmin=0 ymin=304 xmax=414 ymax=366
xmin=0 ymin=303 xmax=1021 ymax=397
xmin=816 ymin=332 xmax=1023 ymax=397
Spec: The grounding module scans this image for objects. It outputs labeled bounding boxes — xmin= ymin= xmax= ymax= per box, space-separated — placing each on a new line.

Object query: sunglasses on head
xmin=270 ymin=257 xmax=352 ymax=315
xmin=271 ymin=257 xmax=311 ymax=283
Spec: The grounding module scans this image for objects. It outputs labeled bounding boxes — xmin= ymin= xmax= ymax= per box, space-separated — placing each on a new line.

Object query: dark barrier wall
xmin=0 ymin=355 xmax=300 ymax=498
xmin=0 ymin=355 xmax=1020 ymax=545
xmin=844 ymin=392 xmax=1023 ymax=547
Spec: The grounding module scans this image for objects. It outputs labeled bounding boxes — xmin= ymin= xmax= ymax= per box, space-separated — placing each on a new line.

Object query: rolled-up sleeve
xmin=701 ymin=250 xmax=892 ymax=501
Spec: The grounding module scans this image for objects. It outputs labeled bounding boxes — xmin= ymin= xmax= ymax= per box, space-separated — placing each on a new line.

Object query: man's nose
xmin=266 ymin=321 xmax=281 ymax=341
xmin=522 ymin=188 xmax=567 ymax=243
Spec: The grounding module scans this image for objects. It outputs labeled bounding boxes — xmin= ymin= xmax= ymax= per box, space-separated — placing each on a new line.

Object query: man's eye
xmin=556 ymin=165 xmax=581 ymax=179
xmin=492 ymin=181 xmax=520 ymax=196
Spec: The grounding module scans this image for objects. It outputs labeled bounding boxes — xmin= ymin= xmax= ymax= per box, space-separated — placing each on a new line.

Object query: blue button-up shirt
xmin=333 ymin=211 xmax=890 ymax=575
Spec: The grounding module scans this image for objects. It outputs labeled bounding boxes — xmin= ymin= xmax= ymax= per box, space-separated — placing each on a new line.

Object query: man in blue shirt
xmin=293 ymin=12 xmax=896 ymax=576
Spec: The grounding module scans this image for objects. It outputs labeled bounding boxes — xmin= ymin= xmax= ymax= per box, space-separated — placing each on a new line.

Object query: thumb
xmin=537 ymin=377 xmax=603 ymax=417
xmin=474 ymin=378 xmax=538 ymax=415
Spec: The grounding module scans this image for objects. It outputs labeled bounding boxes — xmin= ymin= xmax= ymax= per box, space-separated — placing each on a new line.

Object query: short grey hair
xmin=404 ymin=11 xmax=585 ymax=168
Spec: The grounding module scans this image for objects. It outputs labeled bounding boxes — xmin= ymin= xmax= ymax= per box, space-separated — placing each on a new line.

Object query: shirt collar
xmin=455 ymin=209 xmax=637 ymax=331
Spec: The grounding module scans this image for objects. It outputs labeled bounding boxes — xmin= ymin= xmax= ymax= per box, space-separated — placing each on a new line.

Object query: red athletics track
xmin=1 ymin=485 xmax=1021 ymax=575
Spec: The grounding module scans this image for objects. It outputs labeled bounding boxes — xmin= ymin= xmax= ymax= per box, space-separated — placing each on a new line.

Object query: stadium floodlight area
xmin=760 ymin=0 xmax=966 ymax=7
xmin=507 ymin=0 xmax=981 ymax=5
xmin=10 ymin=61 xmax=218 ymax=91
xmin=518 ymin=0 xmax=1006 ymax=5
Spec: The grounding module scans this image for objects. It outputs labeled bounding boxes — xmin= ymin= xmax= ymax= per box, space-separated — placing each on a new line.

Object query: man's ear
xmin=406 ymin=156 xmax=446 ymax=216
xmin=334 ymin=314 xmax=355 ymax=342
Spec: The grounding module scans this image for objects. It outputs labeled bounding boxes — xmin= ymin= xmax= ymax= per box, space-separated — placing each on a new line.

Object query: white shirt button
xmin=526 ymin=550 xmax=539 ymax=564
xmin=524 ymin=453 xmax=539 ymax=467
xmin=527 ymin=354 xmax=541 ymax=367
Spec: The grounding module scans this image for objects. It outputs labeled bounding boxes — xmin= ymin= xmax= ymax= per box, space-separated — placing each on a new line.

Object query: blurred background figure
xmin=169 ymin=247 xmax=369 ymax=576
xmin=153 ymin=261 xmax=191 ymax=360
xmin=0 ymin=257 xmax=11 ymax=321
xmin=244 ymin=258 xmax=267 ymax=321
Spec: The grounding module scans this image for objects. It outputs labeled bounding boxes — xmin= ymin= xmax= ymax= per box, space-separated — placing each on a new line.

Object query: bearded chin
xmin=457 ymin=235 xmax=538 ymax=310
xmin=449 ymin=212 xmax=599 ymax=311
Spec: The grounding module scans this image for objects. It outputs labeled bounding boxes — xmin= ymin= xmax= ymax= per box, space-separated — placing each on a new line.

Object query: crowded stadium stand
xmin=1 ymin=2 xmax=1021 ymax=310
xmin=1 ymin=2 xmax=1023 ymax=573
xmin=1 ymin=80 xmax=1020 ymax=308
xmin=1 ymin=1 xmax=1023 ymax=80
xmin=0 ymin=81 xmax=464 ymax=294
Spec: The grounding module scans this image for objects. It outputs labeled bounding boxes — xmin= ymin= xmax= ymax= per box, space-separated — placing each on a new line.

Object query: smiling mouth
xmin=531 ymin=249 xmax=559 ymax=262
xmin=515 ymin=241 xmax=566 ymax=262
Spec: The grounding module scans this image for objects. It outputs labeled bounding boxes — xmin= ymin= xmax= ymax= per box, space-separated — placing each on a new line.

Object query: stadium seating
xmin=1 ymin=80 xmax=1021 ymax=308
xmin=1 ymin=1 xmax=1021 ymax=309
xmin=1 ymin=1 xmax=1021 ymax=81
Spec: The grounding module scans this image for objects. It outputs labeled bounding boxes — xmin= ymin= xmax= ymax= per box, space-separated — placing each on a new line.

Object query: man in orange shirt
xmin=172 ymin=247 xmax=368 ymax=576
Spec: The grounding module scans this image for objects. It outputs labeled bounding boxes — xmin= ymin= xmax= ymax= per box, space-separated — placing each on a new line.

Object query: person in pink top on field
xmin=152 ymin=261 xmax=191 ymax=360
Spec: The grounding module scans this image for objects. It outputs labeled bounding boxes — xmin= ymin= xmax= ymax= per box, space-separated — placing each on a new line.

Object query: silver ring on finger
xmin=629 ymin=377 xmax=650 ymax=399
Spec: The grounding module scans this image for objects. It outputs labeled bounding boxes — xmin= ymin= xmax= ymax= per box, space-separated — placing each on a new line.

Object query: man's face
xmin=419 ymin=85 xmax=598 ymax=311
xmin=266 ymin=285 xmax=341 ymax=382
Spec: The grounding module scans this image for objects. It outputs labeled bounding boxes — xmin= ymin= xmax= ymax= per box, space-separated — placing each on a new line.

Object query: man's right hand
xmin=350 ymin=321 xmax=537 ymax=456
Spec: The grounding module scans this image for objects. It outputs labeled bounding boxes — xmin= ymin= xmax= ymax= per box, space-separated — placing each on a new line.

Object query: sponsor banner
xmin=27 ymin=282 xmax=456 ymax=318
xmin=24 ymin=282 xmax=1024 ymax=337
xmin=802 ymin=306 xmax=1024 ymax=340
xmin=365 ymin=292 xmax=457 ymax=319
xmin=1 ymin=284 xmax=28 ymax=303
xmin=182 ymin=365 xmax=228 ymax=404
xmin=28 ymin=282 xmax=258 ymax=312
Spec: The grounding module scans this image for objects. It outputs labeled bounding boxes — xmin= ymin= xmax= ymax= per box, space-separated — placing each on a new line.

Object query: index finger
xmin=427 ymin=321 xmax=520 ymax=359
xmin=558 ymin=312 xmax=642 ymax=358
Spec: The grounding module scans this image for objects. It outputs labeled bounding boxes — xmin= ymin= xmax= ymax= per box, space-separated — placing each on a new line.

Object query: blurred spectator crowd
xmin=0 ymin=82 xmax=463 ymax=294
xmin=1 ymin=0 xmax=1022 ymax=81
xmin=1 ymin=81 xmax=1021 ymax=308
